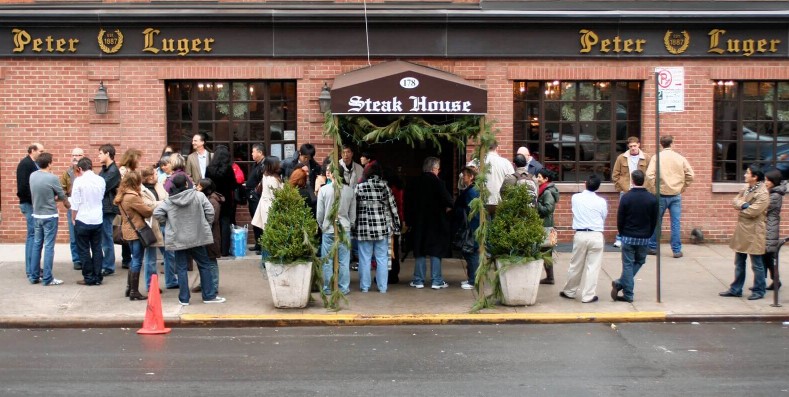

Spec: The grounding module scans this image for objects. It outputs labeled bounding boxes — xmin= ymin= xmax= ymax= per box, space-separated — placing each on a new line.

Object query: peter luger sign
xmin=330 ymin=69 xmax=487 ymax=115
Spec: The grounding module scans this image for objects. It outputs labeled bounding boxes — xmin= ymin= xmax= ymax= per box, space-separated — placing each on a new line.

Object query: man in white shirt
xmin=484 ymin=140 xmax=515 ymax=207
xmin=560 ymin=174 xmax=608 ymax=303
xmin=185 ymin=133 xmax=213 ymax=181
xmin=70 ymin=157 xmax=107 ymax=286
xmin=339 ymin=144 xmax=364 ymax=189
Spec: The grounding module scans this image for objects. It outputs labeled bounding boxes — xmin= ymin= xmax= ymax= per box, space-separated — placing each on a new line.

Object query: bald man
xmin=61 ymin=147 xmax=85 ymax=270
xmin=517 ymin=146 xmax=543 ymax=176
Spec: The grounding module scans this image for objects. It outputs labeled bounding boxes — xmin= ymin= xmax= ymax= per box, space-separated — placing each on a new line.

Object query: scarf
xmin=538 ymin=182 xmax=549 ymax=197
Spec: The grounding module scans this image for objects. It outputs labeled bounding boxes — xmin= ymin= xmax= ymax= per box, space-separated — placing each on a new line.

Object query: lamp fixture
xmin=94 ymin=81 xmax=109 ymax=114
xmin=318 ymin=82 xmax=332 ymax=113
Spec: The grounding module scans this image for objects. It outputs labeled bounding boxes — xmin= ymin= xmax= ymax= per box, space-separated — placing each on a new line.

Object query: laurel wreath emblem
xmin=97 ymin=29 xmax=124 ymax=54
xmin=664 ymin=30 xmax=690 ymax=55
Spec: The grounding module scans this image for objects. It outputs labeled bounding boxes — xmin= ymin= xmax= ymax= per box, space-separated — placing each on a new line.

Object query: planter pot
xmin=265 ymin=261 xmax=312 ymax=309
xmin=496 ymin=258 xmax=544 ymax=306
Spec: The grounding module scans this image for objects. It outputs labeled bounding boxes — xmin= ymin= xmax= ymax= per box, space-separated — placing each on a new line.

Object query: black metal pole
xmin=771 ymin=237 xmax=787 ymax=307
xmin=655 ymin=71 xmax=662 ymax=303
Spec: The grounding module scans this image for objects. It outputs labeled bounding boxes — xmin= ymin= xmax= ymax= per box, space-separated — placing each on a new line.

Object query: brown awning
xmin=330 ymin=60 xmax=487 ymax=115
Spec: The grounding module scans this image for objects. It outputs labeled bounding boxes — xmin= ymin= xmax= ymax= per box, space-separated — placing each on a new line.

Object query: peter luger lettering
xmin=347 ymin=96 xmax=472 ymax=113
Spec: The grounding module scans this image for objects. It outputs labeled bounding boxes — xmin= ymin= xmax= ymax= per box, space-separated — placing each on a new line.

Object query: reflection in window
xmin=165 ymin=80 xmax=297 ymax=177
xmin=513 ymin=81 xmax=642 ymax=182
xmin=713 ymin=81 xmax=789 ymax=182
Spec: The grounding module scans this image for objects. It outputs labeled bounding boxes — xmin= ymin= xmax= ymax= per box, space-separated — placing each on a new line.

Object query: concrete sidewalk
xmin=1 ymin=243 xmax=787 ymax=328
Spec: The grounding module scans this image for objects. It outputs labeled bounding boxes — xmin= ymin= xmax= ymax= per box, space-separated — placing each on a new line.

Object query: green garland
xmin=341 ymin=115 xmax=481 ymax=153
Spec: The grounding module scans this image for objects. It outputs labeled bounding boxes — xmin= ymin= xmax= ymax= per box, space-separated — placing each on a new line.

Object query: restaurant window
xmin=165 ymin=80 xmax=297 ymax=174
xmin=513 ymin=81 xmax=642 ymax=182
xmin=713 ymin=81 xmax=789 ymax=182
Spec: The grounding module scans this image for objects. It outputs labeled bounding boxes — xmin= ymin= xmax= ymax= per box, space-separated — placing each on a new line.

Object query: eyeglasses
xmin=72 ymin=154 xmax=84 ymax=157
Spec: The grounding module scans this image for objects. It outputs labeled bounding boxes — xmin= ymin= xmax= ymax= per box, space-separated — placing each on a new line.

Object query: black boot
xmin=540 ymin=263 xmax=554 ymax=285
xmin=125 ymin=271 xmax=131 ymax=297
xmin=129 ymin=272 xmax=147 ymax=301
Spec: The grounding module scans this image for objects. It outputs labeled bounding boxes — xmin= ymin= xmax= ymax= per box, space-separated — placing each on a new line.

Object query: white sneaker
xmin=44 ymin=279 xmax=64 ymax=286
xmin=461 ymin=282 xmax=474 ymax=290
xmin=179 ymin=301 xmax=190 ymax=306
xmin=613 ymin=240 xmax=622 ymax=248
xmin=203 ymin=296 xmax=226 ymax=304
xmin=409 ymin=281 xmax=424 ymax=289
xmin=431 ymin=282 xmax=449 ymax=290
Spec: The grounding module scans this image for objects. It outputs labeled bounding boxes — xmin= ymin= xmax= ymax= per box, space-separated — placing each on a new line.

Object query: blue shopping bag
xmin=231 ymin=224 xmax=248 ymax=258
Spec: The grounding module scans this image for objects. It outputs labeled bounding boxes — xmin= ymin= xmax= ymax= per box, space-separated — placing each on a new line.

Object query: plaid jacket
xmin=354 ymin=175 xmax=401 ymax=241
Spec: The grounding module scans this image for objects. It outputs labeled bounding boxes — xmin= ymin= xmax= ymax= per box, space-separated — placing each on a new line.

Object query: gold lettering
xmin=12 ymin=28 xmax=31 ymax=52
xmin=623 ymin=39 xmax=633 ymax=52
xmin=162 ymin=39 xmax=175 ymax=53
xmin=176 ymin=38 xmax=190 ymax=56
xmin=203 ymin=38 xmax=214 ymax=52
xmin=727 ymin=39 xmax=741 ymax=53
xmin=770 ymin=39 xmax=781 ymax=52
xmin=612 ymin=36 xmax=622 ymax=52
xmin=142 ymin=28 xmax=160 ymax=54
xmin=56 ymin=38 xmax=66 ymax=53
xmin=68 ymin=38 xmax=79 ymax=52
xmin=191 ymin=38 xmax=202 ymax=53
xmin=635 ymin=39 xmax=646 ymax=53
xmin=579 ymin=29 xmax=598 ymax=53
xmin=32 ymin=38 xmax=42 ymax=52
xmin=600 ymin=39 xmax=611 ymax=53
xmin=757 ymin=39 xmax=767 ymax=53
xmin=708 ymin=29 xmax=725 ymax=54
xmin=741 ymin=39 xmax=755 ymax=57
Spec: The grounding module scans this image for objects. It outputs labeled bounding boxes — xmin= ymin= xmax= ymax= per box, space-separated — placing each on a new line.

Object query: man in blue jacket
xmin=611 ymin=170 xmax=658 ymax=302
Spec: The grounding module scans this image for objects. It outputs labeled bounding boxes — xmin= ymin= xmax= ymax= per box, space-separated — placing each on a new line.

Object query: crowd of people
xmin=15 ymin=132 xmax=783 ymax=304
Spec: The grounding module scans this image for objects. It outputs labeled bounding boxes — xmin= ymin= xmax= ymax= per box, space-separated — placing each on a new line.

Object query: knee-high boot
xmin=125 ymin=270 xmax=131 ymax=297
xmin=129 ymin=272 xmax=147 ymax=301
xmin=540 ymin=263 xmax=554 ymax=285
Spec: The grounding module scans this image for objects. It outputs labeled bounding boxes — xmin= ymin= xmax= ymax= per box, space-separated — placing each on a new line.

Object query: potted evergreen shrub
xmin=487 ymin=183 xmax=546 ymax=306
xmin=259 ymin=184 xmax=319 ymax=308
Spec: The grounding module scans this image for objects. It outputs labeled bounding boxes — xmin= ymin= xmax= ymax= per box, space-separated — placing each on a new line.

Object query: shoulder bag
xmin=120 ymin=203 xmax=157 ymax=247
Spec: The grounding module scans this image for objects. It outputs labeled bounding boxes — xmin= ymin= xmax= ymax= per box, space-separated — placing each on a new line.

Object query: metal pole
xmin=655 ymin=72 xmax=662 ymax=303
xmin=771 ymin=237 xmax=787 ymax=307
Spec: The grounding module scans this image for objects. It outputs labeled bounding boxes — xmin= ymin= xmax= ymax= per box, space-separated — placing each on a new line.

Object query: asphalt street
xmin=1 ymin=323 xmax=787 ymax=396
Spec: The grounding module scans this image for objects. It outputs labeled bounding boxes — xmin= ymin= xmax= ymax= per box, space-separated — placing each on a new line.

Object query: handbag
xmin=120 ymin=204 xmax=157 ymax=247
xmin=542 ymin=227 xmax=558 ymax=248
xmin=112 ymin=215 xmax=124 ymax=245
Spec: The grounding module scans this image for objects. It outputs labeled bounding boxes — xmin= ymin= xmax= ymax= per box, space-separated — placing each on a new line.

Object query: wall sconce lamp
xmin=318 ymin=82 xmax=332 ymax=113
xmin=94 ymin=82 xmax=109 ymax=114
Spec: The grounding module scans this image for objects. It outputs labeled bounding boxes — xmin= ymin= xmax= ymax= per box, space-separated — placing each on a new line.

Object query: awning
xmin=330 ymin=60 xmax=487 ymax=115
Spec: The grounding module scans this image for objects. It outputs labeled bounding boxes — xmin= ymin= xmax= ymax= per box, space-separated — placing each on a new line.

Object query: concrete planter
xmin=265 ymin=261 xmax=312 ymax=309
xmin=496 ymin=258 xmax=544 ymax=306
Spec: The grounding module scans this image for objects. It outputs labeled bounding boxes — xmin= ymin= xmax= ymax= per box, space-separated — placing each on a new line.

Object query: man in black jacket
xmin=611 ymin=170 xmax=658 ymax=302
xmin=246 ymin=143 xmax=265 ymax=252
xmin=17 ymin=142 xmax=44 ymax=281
xmin=97 ymin=144 xmax=120 ymax=276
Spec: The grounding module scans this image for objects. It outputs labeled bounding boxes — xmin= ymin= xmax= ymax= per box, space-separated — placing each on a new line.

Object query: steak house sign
xmin=329 ymin=62 xmax=487 ymax=116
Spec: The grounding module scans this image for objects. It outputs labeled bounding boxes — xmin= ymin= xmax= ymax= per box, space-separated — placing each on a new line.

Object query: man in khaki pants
xmin=560 ymin=175 xmax=608 ymax=303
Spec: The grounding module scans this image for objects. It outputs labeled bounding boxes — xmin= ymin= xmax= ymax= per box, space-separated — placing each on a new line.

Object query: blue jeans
xmin=321 ymin=232 xmax=351 ymax=295
xmin=143 ymin=245 xmax=160 ymax=291
xmin=615 ymin=243 xmax=649 ymax=300
xmin=75 ymin=221 xmax=104 ymax=285
xmin=174 ymin=246 xmax=216 ymax=303
xmin=20 ymin=203 xmax=35 ymax=279
xmin=463 ymin=251 xmax=480 ymax=284
xmin=30 ymin=217 xmax=58 ymax=284
xmin=66 ymin=209 xmax=80 ymax=265
xmin=101 ymin=214 xmax=116 ymax=272
xmin=649 ymin=194 xmax=682 ymax=253
xmin=414 ymin=255 xmax=444 ymax=286
xmin=358 ymin=239 xmax=389 ymax=292
xmin=208 ymin=258 xmax=219 ymax=293
xmin=127 ymin=239 xmax=144 ymax=273
xmin=160 ymin=225 xmax=177 ymax=288
xmin=728 ymin=252 xmax=766 ymax=297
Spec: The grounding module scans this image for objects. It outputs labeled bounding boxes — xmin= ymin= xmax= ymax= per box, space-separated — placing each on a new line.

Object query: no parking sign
xmin=655 ymin=67 xmax=684 ymax=113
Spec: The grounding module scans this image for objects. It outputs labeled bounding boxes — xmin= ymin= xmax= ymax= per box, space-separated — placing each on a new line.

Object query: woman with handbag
xmin=113 ymin=171 xmax=154 ymax=301
xmin=455 ymin=166 xmax=480 ymax=290
xmin=535 ymin=168 xmax=560 ymax=285
xmin=251 ymin=156 xmax=283 ymax=259
xmin=205 ymin=145 xmax=237 ymax=257
xmin=140 ymin=166 xmax=168 ymax=293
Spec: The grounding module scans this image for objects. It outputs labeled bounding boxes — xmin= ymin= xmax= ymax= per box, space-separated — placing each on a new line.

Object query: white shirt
xmin=69 ymin=170 xmax=106 ymax=225
xmin=571 ymin=189 xmax=607 ymax=232
xmin=197 ymin=151 xmax=208 ymax=179
xmin=626 ymin=151 xmax=643 ymax=189
xmin=485 ymin=151 xmax=515 ymax=205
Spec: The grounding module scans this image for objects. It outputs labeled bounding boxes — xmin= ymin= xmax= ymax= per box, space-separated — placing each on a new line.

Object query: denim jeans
xmin=75 ymin=221 xmax=104 ymax=285
xmin=414 ymin=256 xmax=444 ymax=286
xmin=728 ymin=252 xmax=766 ymax=297
xmin=30 ymin=217 xmax=58 ymax=284
xmin=208 ymin=258 xmax=219 ymax=293
xmin=463 ymin=251 xmax=480 ymax=284
xmin=66 ymin=209 xmax=80 ymax=265
xmin=174 ymin=246 xmax=216 ymax=303
xmin=127 ymin=239 xmax=144 ymax=273
xmin=615 ymin=243 xmax=649 ymax=300
xmin=160 ymin=225 xmax=177 ymax=288
xmin=649 ymin=194 xmax=682 ymax=253
xmin=101 ymin=214 xmax=116 ymax=272
xmin=20 ymin=203 xmax=35 ymax=279
xmin=358 ymin=238 xmax=389 ymax=292
xmin=143 ymin=245 xmax=160 ymax=291
xmin=321 ymin=232 xmax=351 ymax=295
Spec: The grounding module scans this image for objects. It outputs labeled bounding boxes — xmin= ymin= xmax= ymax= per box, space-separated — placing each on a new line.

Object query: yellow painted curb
xmin=181 ymin=312 xmax=667 ymax=326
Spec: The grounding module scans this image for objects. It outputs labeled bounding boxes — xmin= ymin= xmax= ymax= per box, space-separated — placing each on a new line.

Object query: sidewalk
xmin=1 ymin=243 xmax=787 ymax=328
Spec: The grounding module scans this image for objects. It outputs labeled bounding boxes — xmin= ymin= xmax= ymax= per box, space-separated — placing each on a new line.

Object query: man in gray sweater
xmin=29 ymin=152 xmax=71 ymax=285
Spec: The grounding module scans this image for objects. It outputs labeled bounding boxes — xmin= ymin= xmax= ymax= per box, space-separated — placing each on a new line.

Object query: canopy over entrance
xmin=330 ymin=61 xmax=487 ymax=115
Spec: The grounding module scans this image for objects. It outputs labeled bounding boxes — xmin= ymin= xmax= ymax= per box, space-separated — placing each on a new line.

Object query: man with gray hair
xmin=406 ymin=156 xmax=454 ymax=289
xmin=60 ymin=147 xmax=84 ymax=270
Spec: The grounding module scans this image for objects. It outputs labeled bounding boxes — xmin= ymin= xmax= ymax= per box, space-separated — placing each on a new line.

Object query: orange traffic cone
xmin=137 ymin=274 xmax=172 ymax=335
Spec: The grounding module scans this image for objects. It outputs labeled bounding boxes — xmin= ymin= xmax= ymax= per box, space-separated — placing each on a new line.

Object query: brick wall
xmin=2 ymin=58 xmax=789 ymax=244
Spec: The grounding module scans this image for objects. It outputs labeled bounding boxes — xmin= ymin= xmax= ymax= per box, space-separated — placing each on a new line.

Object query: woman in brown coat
xmin=720 ymin=165 xmax=769 ymax=300
xmin=114 ymin=171 xmax=154 ymax=300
